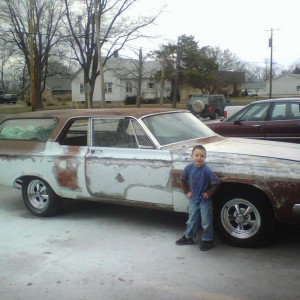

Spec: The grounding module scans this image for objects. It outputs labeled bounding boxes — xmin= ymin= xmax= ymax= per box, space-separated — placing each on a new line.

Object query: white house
xmin=265 ymin=73 xmax=300 ymax=97
xmin=241 ymin=82 xmax=266 ymax=96
xmin=71 ymin=57 xmax=171 ymax=104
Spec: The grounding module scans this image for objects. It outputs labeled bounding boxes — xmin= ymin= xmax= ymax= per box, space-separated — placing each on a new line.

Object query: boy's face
xmin=192 ymin=149 xmax=206 ymax=167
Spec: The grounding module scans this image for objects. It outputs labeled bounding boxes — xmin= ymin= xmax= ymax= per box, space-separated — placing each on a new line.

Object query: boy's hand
xmin=186 ymin=191 xmax=193 ymax=199
xmin=202 ymin=192 xmax=209 ymax=199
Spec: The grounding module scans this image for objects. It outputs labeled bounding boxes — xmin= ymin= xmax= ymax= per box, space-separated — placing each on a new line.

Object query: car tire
xmin=214 ymin=187 xmax=274 ymax=247
xmin=22 ymin=177 xmax=63 ymax=217
xmin=191 ymin=100 xmax=205 ymax=114
xmin=211 ymin=110 xmax=220 ymax=120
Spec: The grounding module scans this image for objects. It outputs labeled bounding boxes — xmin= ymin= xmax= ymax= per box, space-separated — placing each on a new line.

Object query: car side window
xmin=0 ymin=118 xmax=57 ymax=141
xmin=270 ymin=103 xmax=300 ymax=120
xmin=91 ymin=118 xmax=138 ymax=148
xmin=270 ymin=104 xmax=286 ymax=120
xmin=239 ymin=103 xmax=269 ymax=121
xmin=291 ymin=103 xmax=300 ymax=119
xmin=131 ymin=121 xmax=154 ymax=149
xmin=60 ymin=118 xmax=89 ymax=146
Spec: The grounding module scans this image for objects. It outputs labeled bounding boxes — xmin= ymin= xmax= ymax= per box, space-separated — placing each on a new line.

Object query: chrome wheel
xmin=22 ymin=177 xmax=63 ymax=217
xmin=27 ymin=179 xmax=49 ymax=209
xmin=221 ymin=198 xmax=261 ymax=239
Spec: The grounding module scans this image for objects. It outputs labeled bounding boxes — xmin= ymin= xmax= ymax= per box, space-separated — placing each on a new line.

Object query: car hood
xmin=169 ymin=137 xmax=300 ymax=162
xmin=205 ymin=137 xmax=300 ymax=162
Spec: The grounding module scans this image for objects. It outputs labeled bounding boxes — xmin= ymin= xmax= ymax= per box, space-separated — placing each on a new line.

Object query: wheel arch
xmin=213 ymin=182 xmax=274 ymax=217
xmin=15 ymin=175 xmax=56 ymax=192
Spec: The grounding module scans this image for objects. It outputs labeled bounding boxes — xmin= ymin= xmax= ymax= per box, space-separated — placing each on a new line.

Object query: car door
xmin=220 ymin=103 xmax=270 ymax=138
xmin=264 ymin=102 xmax=300 ymax=143
xmin=85 ymin=117 xmax=173 ymax=205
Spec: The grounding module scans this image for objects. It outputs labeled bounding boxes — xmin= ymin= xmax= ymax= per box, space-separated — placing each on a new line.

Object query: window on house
xmin=297 ymin=86 xmax=300 ymax=91
xmin=147 ymin=82 xmax=154 ymax=89
xmin=105 ymin=82 xmax=112 ymax=93
xmin=80 ymin=83 xmax=84 ymax=94
xmin=126 ymin=82 xmax=132 ymax=93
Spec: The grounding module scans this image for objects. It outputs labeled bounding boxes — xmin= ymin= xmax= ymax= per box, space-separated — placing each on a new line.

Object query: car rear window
xmin=0 ymin=118 xmax=57 ymax=141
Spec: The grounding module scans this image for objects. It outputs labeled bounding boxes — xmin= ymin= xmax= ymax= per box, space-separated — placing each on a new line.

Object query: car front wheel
xmin=22 ymin=177 xmax=63 ymax=217
xmin=214 ymin=188 xmax=274 ymax=247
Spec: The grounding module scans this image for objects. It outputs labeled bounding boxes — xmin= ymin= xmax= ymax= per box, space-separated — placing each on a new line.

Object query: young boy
xmin=176 ymin=145 xmax=220 ymax=251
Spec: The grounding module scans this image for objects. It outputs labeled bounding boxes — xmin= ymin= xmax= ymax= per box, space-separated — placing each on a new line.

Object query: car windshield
xmin=142 ymin=112 xmax=216 ymax=145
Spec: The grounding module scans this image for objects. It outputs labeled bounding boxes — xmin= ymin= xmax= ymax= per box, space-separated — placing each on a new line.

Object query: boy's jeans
xmin=185 ymin=199 xmax=213 ymax=241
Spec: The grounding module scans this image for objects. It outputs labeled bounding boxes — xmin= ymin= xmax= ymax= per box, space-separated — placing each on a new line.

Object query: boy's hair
xmin=192 ymin=144 xmax=206 ymax=155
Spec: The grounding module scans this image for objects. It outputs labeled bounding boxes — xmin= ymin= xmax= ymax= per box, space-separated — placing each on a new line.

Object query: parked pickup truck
xmin=223 ymin=105 xmax=244 ymax=119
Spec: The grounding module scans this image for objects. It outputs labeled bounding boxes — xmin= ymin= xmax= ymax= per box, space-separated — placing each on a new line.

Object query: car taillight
xmin=224 ymin=111 xmax=228 ymax=118
xmin=208 ymin=105 xmax=213 ymax=111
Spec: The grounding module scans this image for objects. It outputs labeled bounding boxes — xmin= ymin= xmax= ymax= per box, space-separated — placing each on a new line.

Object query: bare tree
xmin=0 ymin=0 xmax=66 ymax=109
xmin=64 ymin=0 xmax=161 ymax=108
xmin=205 ymin=46 xmax=247 ymax=71
xmin=0 ymin=39 xmax=15 ymax=93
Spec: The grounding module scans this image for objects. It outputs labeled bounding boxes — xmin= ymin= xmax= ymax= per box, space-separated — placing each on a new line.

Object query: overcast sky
xmin=128 ymin=0 xmax=300 ymax=69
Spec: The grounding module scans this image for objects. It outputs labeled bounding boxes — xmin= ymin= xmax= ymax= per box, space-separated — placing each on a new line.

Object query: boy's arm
xmin=205 ymin=184 xmax=220 ymax=198
xmin=180 ymin=178 xmax=190 ymax=195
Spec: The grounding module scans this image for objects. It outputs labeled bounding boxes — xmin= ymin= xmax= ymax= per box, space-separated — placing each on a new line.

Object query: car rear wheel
xmin=214 ymin=188 xmax=274 ymax=247
xmin=211 ymin=110 xmax=220 ymax=120
xmin=22 ymin=177 xmax=63 ymax=217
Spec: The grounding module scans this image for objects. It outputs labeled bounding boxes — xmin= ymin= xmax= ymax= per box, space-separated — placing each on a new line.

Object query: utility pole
xmin=94 ymin=0 xmax=105 ymax=108
xmin=159 ymin=47 xmax=165 ymax=107
xmin=266 ymin=28 xmax=280 ymax=99
xmin=172 ymin=36 xmax=181 ymax=108
xmin=29 ymin=0 xmax=36 ymax=111
xmin=136 ymin=48 xmax=143 ymax=108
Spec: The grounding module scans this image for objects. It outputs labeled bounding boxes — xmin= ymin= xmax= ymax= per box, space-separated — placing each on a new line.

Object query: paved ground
xmin=0 ymin=185 xmax=300 ymax=300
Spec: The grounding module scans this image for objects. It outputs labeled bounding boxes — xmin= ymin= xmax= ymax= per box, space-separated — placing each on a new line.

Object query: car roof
xmin=2 ymin=108 xmax=185 ymax=121
xmin=249 ymin=98 xmax=300 ymax=104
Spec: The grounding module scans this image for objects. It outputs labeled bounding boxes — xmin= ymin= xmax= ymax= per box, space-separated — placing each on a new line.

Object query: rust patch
xmin=53 ymin=157 xmax=80 ymax=190
xmin=267 ymin=181 xmax=299 ymax=210
xmin=171 ymin=169 xmax=182 ymax=189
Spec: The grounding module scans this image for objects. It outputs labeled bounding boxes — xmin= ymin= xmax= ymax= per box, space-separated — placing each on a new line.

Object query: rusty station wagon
xmin=0 ymin=108 xmax=299 ymax=247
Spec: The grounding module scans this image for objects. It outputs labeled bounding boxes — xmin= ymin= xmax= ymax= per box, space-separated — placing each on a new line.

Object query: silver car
xmin=0 ymin=108 xmax=299 ymax=247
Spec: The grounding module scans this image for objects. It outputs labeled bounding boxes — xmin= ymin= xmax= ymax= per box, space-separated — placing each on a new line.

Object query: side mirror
xmin=233 ymin=119 xmax=241 ymax=125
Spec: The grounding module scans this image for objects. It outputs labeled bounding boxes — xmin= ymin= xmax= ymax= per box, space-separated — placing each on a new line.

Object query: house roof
xmin=215 ymin=71 xmax=245 ymax=83
xmin=72 ymin=57 xmax=161 ymax=81
xmin=45 ymin=75 xmax=72 ymax=91
xmin=105 ymin=57 xmax=160 ymax=79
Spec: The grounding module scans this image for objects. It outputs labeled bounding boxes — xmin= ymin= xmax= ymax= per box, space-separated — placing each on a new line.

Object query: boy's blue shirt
xmin=180 ymin=163 xmax=220 ymax=201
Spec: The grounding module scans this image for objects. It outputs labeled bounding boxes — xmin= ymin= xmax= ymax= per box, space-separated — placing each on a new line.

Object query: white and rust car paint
xmin=0 ymin=108 xmax=299 ymax=247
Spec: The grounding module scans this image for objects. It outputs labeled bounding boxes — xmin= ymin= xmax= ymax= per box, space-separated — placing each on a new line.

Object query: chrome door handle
xmin=91 ymin=149 xmax=102 ymax=154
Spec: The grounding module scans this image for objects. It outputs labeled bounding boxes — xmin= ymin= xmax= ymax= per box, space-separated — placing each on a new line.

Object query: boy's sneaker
xmin=200 ymin=240 xmax=214 ymax=251
xmin=176 ymin=235 xmax=194 ymax=245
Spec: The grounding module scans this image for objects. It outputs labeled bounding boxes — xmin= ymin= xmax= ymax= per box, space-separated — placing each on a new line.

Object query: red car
xmin=207 ymin=98 xmax=300 ymax=143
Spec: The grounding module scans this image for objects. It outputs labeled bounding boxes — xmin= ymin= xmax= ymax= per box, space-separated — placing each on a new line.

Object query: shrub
xmin=124 ymin=95 xmax=137 ymax=105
